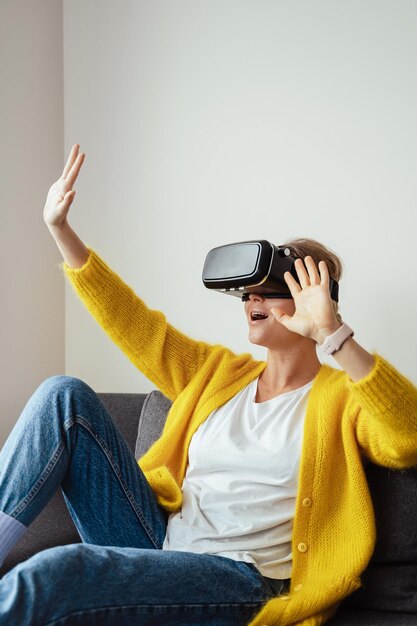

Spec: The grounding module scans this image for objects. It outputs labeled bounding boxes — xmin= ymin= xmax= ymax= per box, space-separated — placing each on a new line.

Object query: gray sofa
xmin=1 ymin=390 xmax=417 ymax=625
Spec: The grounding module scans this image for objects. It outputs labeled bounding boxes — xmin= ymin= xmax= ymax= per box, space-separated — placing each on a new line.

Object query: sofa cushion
xmin=135 ymin=390 xmax=172 ymax=460
xmin=338 ymin=463 xmax=417 ymax=614
xmin=99 ymin=392 xmax=147 ymax=454
xmin=329 ymin=608 xmax=417 ymax=625
xmin=365 ymin=464 xmax=417 ymax=564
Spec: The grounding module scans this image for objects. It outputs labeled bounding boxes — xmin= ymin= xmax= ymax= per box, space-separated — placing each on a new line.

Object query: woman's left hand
xmin=270 ymin=256 xmax=341 ymax=343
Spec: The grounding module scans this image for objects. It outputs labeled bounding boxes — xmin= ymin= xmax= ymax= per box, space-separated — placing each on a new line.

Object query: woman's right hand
xmin=43 ymin=144 xmax=85 ymax=227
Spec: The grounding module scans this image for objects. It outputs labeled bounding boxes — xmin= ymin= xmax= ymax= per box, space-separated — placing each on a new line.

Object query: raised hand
xmin=43 ymin=144 xmax=85 ymax=227
xmin=270 ymin=257 xmax=341 ymax=343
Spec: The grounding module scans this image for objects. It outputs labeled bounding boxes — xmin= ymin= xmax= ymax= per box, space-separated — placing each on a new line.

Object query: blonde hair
xmin=280 ymin=237 xmax=344 ymax=325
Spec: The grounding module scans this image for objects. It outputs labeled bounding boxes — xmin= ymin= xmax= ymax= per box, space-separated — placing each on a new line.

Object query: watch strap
xmin=320 ymin=323 xmax=354 ymax=355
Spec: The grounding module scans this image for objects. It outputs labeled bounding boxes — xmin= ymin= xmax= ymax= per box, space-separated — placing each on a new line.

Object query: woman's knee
xmin=16 ymin=543 xmax=119 ymax=584
xmin=33 ymin=375 xmax=94 ymax=404
xmin=1 ymin=544 xmax=98 ymax=617
xmin=26 ymin=376 xmax=99 ymax=428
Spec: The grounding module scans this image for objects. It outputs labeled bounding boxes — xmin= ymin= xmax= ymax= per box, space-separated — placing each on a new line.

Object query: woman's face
xmin=243 ymin=292 xmax=297 ymax=349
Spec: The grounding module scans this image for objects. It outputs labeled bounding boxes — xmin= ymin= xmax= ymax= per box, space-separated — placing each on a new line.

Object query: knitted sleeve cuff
xmin=346 ymin=352 xmax=417 ymax=423
xmin=61 ymin=247 xmax=107 ymax=283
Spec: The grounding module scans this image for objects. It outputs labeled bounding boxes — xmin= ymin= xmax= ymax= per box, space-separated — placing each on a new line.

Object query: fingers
xmin=293 ymin=257 xmax=328 ymax=287
xmin=304 ymin=257 xmax=321 ymax=285
xmin=285 ymin=256 xmax=329 ymax=296
xmin=294 ymin=258 xmax=311 ymax=289
xmin=57 ymin=190 xmax=76 ymax=211
xmin=61 ymin=144 xmax=85 ymax=189
xmin=283 ymin=270 xmax=301 ymax=296
xmin=318 ymin=259 xmax=329 ymax=285
xmin=66 ymin=152 xmax=85 ymax=188
xmin=270 ymin=307 xmax=288 ymax=321
xmin=62 ymin=144 xmax=79 ymax=178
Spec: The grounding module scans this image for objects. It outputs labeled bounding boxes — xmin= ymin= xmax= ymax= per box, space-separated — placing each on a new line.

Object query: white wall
xmin=0 ymin=0 xmax=65 ymax=446
xmin=59 ymin=0 xmax=415 ymax=393
xmin=1 ymin=1 xmax=415 ymax=447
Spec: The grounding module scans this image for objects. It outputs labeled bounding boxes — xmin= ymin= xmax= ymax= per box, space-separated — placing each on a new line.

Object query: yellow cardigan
xmin=62 ymin=248 xmax=417 ymax=626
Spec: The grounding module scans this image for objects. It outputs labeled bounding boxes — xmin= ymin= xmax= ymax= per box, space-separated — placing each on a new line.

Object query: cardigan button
xmin=297 ymin=542 xmax=308 ymax=553
xmin=294 ymin=583 xmax=303 ymax=592
xmin=302 ymin=497 xmax=312 ymax=507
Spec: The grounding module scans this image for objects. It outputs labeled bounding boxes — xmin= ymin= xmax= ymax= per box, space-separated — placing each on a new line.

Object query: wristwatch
xmin=320 ymin=323 xmax=354 ymax=355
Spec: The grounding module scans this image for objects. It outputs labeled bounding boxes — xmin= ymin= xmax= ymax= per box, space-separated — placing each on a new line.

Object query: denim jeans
xmin=0 ymin=375 xmax=289 ymax=625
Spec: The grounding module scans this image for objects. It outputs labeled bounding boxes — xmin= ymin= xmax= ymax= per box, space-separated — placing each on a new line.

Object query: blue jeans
xmin=0 ymin=376 xmax=289 ymax=625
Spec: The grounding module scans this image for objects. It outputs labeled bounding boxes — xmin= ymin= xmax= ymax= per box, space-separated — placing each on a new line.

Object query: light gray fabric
xmin=135 ymin=390 xmax=172 ymax=460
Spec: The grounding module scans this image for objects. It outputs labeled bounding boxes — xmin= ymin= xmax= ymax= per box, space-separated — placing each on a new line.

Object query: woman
xmin=0 ymin=144 xmax=416 ymax=626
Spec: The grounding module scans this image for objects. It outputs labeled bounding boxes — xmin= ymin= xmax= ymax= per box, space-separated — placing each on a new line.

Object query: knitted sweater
xmin=62 ymin=248 xmax=417 ymax=626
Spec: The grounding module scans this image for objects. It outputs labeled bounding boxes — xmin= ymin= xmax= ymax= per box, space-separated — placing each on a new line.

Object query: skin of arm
xmin=47 ymin=221 xmax=89 ymax=269
xmin=315 ymin=325 xmax=376 ymax=383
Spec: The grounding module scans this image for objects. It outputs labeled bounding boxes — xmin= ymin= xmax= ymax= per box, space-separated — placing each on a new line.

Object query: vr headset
xmin=202 ymin=240 xmax=339 ymax=302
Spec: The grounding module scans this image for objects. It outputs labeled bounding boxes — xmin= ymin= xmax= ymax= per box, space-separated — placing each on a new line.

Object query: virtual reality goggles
xmin=202 ymin=240 xmax=339 ymax=302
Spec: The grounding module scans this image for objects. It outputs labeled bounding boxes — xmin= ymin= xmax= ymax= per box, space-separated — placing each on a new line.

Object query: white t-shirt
xmin=162 ymin=376 xmax=313 ymax=579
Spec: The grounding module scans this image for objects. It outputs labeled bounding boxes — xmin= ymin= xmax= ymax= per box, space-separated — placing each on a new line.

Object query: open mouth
xmin=250 ymin=311 xmax=269 ymax=322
